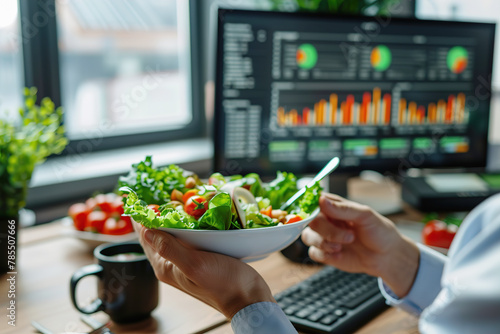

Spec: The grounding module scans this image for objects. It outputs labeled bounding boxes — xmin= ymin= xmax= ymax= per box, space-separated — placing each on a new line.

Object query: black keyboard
xmin=274 ymin=266 xmax=389 ymax=333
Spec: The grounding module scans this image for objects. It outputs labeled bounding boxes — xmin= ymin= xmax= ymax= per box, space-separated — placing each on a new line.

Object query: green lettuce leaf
xmin=297 ymin=181 xmax=322 ymax=214
xmin=264 ymin=171 xmax=298 ymax=208
xmin=198 ymin=192 xmax=234 ymax=230
xmin=118 ymin=156 xmax=187 ymax=205
xmin=120 ymin=187 xmax=197 ymax=229
xmin=244 ymin=173 xmax=265 ymax=197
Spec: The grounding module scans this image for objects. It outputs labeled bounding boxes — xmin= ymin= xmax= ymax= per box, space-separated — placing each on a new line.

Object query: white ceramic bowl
xmin=157 ymin=208 xmax=319 ymax=262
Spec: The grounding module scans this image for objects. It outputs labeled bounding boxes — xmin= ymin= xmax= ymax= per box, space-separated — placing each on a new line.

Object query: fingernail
xmin=311 ymin=247 xmax=325 ymax=261
xmin=344 ymin=233 xmax=354 ymax=243
xmin=144 ymin=229 xmax=155 ymax=247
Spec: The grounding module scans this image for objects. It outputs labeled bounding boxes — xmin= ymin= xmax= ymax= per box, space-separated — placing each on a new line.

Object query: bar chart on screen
xmin=271 ymin=87 xmax=392 ymax=128
xmin=396 ymin=93 xmax=468 ymax=125
xmin=272 ymin=84 xmax=471 ymax=131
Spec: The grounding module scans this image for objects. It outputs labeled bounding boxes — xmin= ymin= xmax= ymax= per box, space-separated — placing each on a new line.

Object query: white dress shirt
xmin=232 ymin=193 xmax=500 ymax=333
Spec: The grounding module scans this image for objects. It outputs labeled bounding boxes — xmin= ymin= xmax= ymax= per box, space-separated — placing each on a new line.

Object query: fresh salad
xmin=118 ymin=156 xmax=322 ymax=230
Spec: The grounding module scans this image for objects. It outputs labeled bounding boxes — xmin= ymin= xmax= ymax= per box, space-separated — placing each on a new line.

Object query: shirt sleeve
xmin=381 ymin=193 xmax=500 ymax=334
xmin=418 ymin=194 xmax=500 ymax=334
xmin=378 ymin=243 xmax=447 ymax=315
xmin=231 ymin=302 xmax=297 ymax=334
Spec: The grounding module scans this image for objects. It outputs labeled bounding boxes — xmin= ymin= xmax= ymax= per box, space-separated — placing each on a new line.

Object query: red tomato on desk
xmin=68 ymin=203 xmax=89 ymax=231
xmin=422 ymin=220 xmax=458 ymax=249
xmin=102 ymin=217 xmax=134 ymax=235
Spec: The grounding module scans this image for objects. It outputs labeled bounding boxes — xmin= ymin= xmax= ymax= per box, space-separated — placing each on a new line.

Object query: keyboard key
xmin=333 ymin=308 xmax=347 ymax=317
xmin=314 ymin=300 xmax=325 ymax=308
xmin=275 ymin=267 xmax=388 ymax=333
xmin=341 ymin=288 xmax=378 ymax=309
xmin=320 ymin=314 xmax=338 ymax=325
xmin=295 ymin=307 xmax=315 ymax=319
xmin=307 ymin=311 xmax=325 ymax=322
xmin=280 ymin=297 xmax=294 ymax=307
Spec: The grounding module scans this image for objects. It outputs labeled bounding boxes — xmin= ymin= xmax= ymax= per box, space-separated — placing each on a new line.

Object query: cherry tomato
xmin=121 ymin=215 xmax=132 ymax=224
xmin=85 ymin=211 xmax=107 ymax=233
xmin=422 ymin=220 xmax=457 ymax=249
xmin=111 ymin=197 xmax=124 ymax=215
xmin=285 ymin=215 xmax=303 ymax=225
xmin=95 ymin=194 xmax=114 ymax=213
xmin=102 ymin=217 xmax=134 ymax=235
xmin=68 ymin=203 xmax=89 ymax=231
xmin=182 ymin=189 xmax=199 ymax=203
xmin=184 ymin=195 xmax=208 ymax=220
xmin=260 ymin=206 xmax=272 ymax=218
xmin=85 ymin=197 xmax=98 ymax=211
xmin=147 ymin=204 xmax=161 ymax=216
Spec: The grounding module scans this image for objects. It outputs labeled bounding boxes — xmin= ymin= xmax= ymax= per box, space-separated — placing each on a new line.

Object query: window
xmin=416 ymin=0 xmax=500 ymax=87
xmin=55 ymin=0 xmax=194 ymax=141
xmin=0 ymin=0 xmax=23 ymax=121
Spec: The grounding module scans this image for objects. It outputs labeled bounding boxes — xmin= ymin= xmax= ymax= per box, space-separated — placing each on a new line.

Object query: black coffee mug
xmin=70 ymin=242 xmax=159 ymax=323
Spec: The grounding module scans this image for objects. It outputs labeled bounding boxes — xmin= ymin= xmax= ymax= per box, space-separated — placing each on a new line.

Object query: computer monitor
xmin=213 ymin=9 xmax=495 ymax=178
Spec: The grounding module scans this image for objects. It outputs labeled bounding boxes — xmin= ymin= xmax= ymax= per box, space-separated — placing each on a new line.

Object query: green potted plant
xmin=1 ymin=87 xmax=68 ymax=273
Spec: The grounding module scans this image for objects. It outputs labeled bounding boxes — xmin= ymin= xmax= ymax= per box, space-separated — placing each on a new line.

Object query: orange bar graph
xmin=417 ymin=106 xmax=425 ymax=124
xmin=408 ymin=102 xmax=417 ymax=124
xmin=438 ymin=100 xmax=446 ymax=123
xmin=289 ymin=109 xmax=297 ymax=125
xmin=457 ymin=93 xmax=465 ymax=123
xmin=274 ymin=87 xmax=408 ymax=127
xmin=303 ymin=107 xmax=310 ymax=125
xmin=277 ymin=107 xmax=285 ymax=126
xmin=373 ymin=88 xmax=381 ymax=124
xmin=396 ymin=93 xmax=468 ymax=126
xmin=445 ymin=95 xmax=455 ymax=123
xmin=399 ymin=98 xmax=406 ymax=124
xmin=330 ymin=94 xmax=337 ymax=125
xmin=428 ymin=103 xmax=436 ymax=123
xmin=383 ymin=94 xmax=391 ymax=125
xmin=314 ymin=103 xmax=319 ymax=125
xmin=361 ymin=92 xmax=371 ymax=124
xmin=319 ymin=99 xmax=327 ymax=125
xmin=345 ymin=95 xmax=354 ymax=125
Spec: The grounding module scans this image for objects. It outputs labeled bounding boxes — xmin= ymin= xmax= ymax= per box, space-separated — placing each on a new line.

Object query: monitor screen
xmin=213 ymin=9 xmax=495 ymax=176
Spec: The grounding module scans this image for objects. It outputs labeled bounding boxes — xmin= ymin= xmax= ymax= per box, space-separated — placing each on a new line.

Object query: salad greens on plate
xmin=119 ymin=156 xmax=322 ymax=230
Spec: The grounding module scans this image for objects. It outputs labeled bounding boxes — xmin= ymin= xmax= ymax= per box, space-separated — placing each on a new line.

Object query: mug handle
xmin=70 ymin=264 xmax=105 ymax=314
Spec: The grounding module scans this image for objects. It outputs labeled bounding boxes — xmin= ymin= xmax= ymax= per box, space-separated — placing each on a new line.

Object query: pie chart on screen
xmin=447 ymin=46 xmax=468 ymax=74
xmin=296 ymin=44 xmax=318 ymax=69
xmin=370 ymin=45 xmax=392 ymax=71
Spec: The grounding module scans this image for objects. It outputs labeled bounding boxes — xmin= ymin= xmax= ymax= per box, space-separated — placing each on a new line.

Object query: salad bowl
xmin=156 ymin=208 xmax=319 ymax=262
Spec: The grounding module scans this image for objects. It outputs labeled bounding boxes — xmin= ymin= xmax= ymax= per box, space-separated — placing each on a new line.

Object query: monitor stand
xmin=328 ymin=172 xmax=403 ymax=216
xmin=328 ymin=173 xmax=351 ymax=198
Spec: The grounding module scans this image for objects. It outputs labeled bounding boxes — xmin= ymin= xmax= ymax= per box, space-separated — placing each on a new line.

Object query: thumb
xmin=143 ymin=228 xmax=195 ymax=274
xmin=319 ymin=194 xmax=371 ymax=223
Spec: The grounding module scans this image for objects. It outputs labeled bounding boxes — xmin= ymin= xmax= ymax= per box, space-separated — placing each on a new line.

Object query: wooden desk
xmin=0 ymin=222 xmax=418 ymax=334
xmin=1 ymin=178 xmax=421 ymax=333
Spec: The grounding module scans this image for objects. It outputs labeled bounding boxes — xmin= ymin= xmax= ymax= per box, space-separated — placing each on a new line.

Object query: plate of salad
xmin=119 ymin=157 xmax=322 ymax=262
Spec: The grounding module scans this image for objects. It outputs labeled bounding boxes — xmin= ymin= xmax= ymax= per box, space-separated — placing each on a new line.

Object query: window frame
xmin=20 ymin=0 xmax=206 ymax=155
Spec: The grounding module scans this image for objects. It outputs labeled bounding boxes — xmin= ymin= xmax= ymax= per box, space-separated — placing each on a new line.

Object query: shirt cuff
xmin=231 ymin=302 xmax=297 ymax=334
xmin=378 ymin=243 xmax=447 ymax=315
